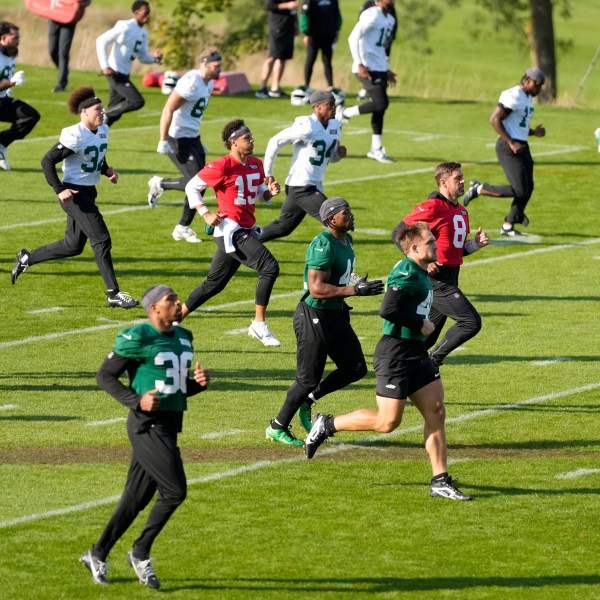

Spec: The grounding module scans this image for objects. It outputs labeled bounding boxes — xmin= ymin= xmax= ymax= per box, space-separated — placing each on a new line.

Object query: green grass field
xmin=1 ymin=41 xmax=600 ymax=600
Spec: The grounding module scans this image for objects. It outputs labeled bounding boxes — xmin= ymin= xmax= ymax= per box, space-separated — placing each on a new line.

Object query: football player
xmin=392 ymin=162 xmax=489 ymax=369
xmin=259 ymin=89 xmax=346 ymax=242
xmin=10 ymin=86 xmax=138 ymax=308
xmin=180 ymin=119 xmax=283 ymax=346
xmin=96 ymin=1 xmax=162 ymax=126
xmin=338 ymin=0 xmax=396 ymax=163
xmin=266 ymin=197 xmax=384 ymax=446
xmin=305 ymin=223 xmax=472 ymax=501
xmin=80 ymin=285 xmax=210 ymax=588
xmin=147 ymin=48 xmax=223 ymax=244
xmin=0 ymin=21 xmax=40 ymax=170
xmin=462 ymin=68 xmax=546 ymax=236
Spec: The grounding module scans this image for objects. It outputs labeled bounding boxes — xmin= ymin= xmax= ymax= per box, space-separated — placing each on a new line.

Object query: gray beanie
xmin=142 ymin=285 xmax=175 ymax=312
xmin=525 ymin=67 xmax=545 ymax=84
xmin=310 ymin=90 xmax=335 ymax=105
xmin=319 ymin=197 xmax=350 ymax=223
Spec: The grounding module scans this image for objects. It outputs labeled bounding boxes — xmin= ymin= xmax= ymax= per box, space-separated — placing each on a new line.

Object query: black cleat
xmin=305 ymin=413 xmax=333 ymax=459
xmin=429 ymin=475 xmax=472 ymax=501
xmin=11 ymin=249 xmax=30 ymax=284
xmin=463 ymin=180 xmax=480 ymax=207
xmin=106 ymin=291 xmax=139 ymax=309
xmin=80 ymin=550 xmax=110 ymax=585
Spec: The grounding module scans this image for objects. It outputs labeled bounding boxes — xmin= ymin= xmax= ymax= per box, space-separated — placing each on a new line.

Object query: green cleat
xmin=266 ymin=423 xmax=304 ymax=446
xmin=298 ymin=401 xmax=313 ymax=433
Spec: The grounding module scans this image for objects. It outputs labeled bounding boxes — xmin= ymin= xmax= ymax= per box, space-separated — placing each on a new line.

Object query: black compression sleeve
xmin=379 ymin=287 xmax=424 ymax=332
xmin=40 ymin=143 xmax=75 ymax=194
xmin=96 ymin=352 xmax=141 ymax=409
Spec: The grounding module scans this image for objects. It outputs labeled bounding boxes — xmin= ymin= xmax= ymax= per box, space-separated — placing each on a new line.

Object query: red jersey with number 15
xmin=402 ymin=192 xmax=470 ymax=267
xmin=197 ymin=155 xmax=266 ymax=228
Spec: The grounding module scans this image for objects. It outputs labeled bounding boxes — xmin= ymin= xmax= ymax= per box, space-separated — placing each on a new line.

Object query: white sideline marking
xmin=355 ymin=228 xmax=389 ymax=235
xmin=531 ymin=358 xmax=570 ymax=366
xmin=26 ymin=307 xmax=65 ymax=315
xmin=200 ymin=429 xmax=245 ymax=440
xmin=225 ymin=328 xmax=250 ymax=335
xmin=87 ymin=417 xmax=127 ymax=427
xmin=555 ymin=468 xmax=600 ymax=480
xmin=448 ymin=458 xmax=473 ymax=465
xmin=1 ymin=382 xmax=598 ymax=530
xmin=0 ymin=404 xmax=17 ymax=411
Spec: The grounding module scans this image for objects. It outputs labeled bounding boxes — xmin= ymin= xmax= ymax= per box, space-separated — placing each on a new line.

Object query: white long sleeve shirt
xmin=348 ymin=6 xmax=395 ymax=73
xmin=96 ymin=19 xmax=155 ymax=75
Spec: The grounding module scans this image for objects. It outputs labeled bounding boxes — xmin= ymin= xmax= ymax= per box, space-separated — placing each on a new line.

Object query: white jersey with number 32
xmin=59 ymin=122 xmax=109 ymax=186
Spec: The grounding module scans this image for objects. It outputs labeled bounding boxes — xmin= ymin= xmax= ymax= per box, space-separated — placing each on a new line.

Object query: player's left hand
xmin=353 ymin=273 xmax=384 ymax=296
xmin=532 ymin=124 xmax=546 ymax=137
xmin=474 ymin=226 xmax=489 ymax=248
xmin=193 ymin=362 xmax=210 ymax=388
xmin=337 ymin=144 xmax=347 ymax=159
xmin=267 ymin=178 xmax=281 ymax=197
xmin=153 ymin=49 xmax=163 ymax=64
xmin=387 ymin=70 xmax=397 ymax=86
xmin=106 ymin=167 xmax=118 ymax=184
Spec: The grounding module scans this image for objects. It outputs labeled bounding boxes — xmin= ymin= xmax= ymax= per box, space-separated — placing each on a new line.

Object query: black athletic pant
xmin=482 ymin=138 xmax=534 ymax=225
xmin=274 ymin=302 xmax=367 ymax=429
xmin=304 ymin=34 xmax=336 ymax=88
xmin=427 ymin=265 xmax=482 ymax=367
xmin=104 ymin=73 xmax=145 ymax=126
xmin=0 ymin=97 xmax=40 ymax=148
xmin=184 ymin=229 xmax=279 ymax=313
xmin=357 ymin=71 xmax=389 ymax=135
xmin=48 ymin=20 xmax=76 ymax=90
xmin=160 ymin=136 xmax=206 ymax=227
xmin=259 ymin=185 xmax=326 ymax=242
xmin=93 ymin=413 xmax=187 ymax=561
xmin=28 ymin=185 xmax=119 ymax=292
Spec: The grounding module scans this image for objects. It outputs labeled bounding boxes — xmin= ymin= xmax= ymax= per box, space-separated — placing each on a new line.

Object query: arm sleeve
xmin=96 ymin=352 xmax=141 ymax=409
xmin=185 ymin=175 xmax=210 ymax=209
xmin=186 ymin=377 xmax=207 ymax=397
xmin=263 ymin=124 xmax=304 ymax=176
xmin=96 ymin=26 xmax=119 ymax=70
xmin=379 ymin=288 xmax=424 ymax=332
xmin=40 ymin=143 xmax=75 ymax=194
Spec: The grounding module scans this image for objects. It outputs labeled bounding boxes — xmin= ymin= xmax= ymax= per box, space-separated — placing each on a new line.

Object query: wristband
xmin=198 ymin=205 xmax=209 ymax=217
xmin=464 ymin=240 xmax=480 ymax=254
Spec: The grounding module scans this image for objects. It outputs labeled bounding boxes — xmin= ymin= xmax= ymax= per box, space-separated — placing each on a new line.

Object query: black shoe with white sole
xmin=429 ymin=475 xmax=472 ymax=501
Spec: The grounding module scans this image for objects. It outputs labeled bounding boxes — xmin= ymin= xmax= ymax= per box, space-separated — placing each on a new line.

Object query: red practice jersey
xmin=198 ymin=155 xmax=266 ymax=229
xmin=403 ymin=193 xmax=470 ymax=267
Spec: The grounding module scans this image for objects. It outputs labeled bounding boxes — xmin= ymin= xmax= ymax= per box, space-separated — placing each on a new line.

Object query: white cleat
xmin=172 ymin=224 xmax=202 ymax=243
xmin=147 ymin=176 xmax=164 ymax=208
xmin=367 ymin=147 xmax=394 ymax=164
xmin=0 ymin=144 xmax=11 ymax=171
xmin=248 ymin=320 xmax=281 ymax=347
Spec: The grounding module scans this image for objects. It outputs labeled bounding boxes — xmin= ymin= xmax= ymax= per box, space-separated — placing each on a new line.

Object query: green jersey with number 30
xmin=301 ymin=229 xmax=355 ymax=310
xmin=114 ymin=323 xmax=194 ymax=412
xmin=383 ymin=257 xmax=432 ymax=341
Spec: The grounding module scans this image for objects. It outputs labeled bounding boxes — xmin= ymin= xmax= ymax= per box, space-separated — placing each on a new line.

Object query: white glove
xmin=156 ymin=140 xmax=174 ymax=154
xmin=10 ymin=71 xmax=25 ymax=86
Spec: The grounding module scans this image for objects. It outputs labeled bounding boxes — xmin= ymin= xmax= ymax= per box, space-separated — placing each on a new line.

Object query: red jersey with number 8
xmin=402 ymin=193 xmax=470 ymax=267
xmin=197 ymin=155 xmax=266 ymax=228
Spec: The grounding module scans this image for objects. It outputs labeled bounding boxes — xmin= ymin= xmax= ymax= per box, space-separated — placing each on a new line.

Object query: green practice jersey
xmin=114 ymin=323 xmax=194 ymax=412
xmin=301 ymin=229 xmax=355 ymax=310
xmin=383 ymin=257 xmax=433 ymax=341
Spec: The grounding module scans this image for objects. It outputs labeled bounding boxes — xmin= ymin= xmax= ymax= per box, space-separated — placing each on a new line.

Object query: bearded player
xmin=181 ymin=119 xmax=282 ymax=346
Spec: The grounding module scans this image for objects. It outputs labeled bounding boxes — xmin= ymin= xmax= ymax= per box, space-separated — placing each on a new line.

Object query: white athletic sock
xmin=372 ymin=134 xmax=382 ymax=149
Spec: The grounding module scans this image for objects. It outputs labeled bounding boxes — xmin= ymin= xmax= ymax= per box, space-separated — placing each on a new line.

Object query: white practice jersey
xmin=169 ymin=70 xmax=214 ymax=138
xmin=348 ymin=6 xmax=395 ymax=73
xmin=96 ymin=19 xmax=155 ymax=75
xmin=58 ymin=122 xmax=109 ymax=186
xmin=0 ymin=53 xmax=16 ymax=99
xmin=498 ymin=85 xmax=534 ymax=142
xmin=263 ymin=115 xmax=342 ymax=189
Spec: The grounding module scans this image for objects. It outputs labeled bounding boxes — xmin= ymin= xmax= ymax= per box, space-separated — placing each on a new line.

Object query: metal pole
xmin=571 ymin=44 xmax=600 ymax=107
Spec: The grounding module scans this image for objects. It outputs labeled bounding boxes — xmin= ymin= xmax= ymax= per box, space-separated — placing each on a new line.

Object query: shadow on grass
xmin=0 ymin=415 xmax=78 ymax=422
xmin=162 ymin=574 xmax=600 ymax=593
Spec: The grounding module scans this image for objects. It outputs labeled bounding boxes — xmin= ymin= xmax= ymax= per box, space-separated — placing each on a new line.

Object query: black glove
xmin=353 ymin=273 xmax=384 ymax=296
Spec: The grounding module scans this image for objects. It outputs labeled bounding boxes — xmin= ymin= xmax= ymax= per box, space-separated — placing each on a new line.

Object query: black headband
xmin=201 ymin=51 xmax=222 ymax=63
xmin=78 ymin=96 xmax=102 ymax=112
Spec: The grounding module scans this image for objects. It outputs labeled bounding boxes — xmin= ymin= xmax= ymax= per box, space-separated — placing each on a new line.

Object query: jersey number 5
xmin=234 ymin=173 xmax=262 ymax=205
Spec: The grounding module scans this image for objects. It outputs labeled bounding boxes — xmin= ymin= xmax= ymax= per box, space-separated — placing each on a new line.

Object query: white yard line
xmin=200 ymin=429 xmax=245 ymax=440
xmin=26 ymin=307 xmax=65 ymax=315
xmin=531 ymin=358 xmax=570 ymax=366
xmin=86 ymin=418 xmax=127 ymax=427
xmin=0 ymin=404 xmax=18 ymax=411
xmin=555 ymin=468 xmax=600 ymax=480
xmin=1 ymin=382 xmax=598 ymax=530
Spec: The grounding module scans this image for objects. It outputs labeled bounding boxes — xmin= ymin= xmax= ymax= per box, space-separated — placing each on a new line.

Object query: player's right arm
xmin=379 ymin=286 xmax=432 ymax=336
xmin=96 ymin=23 xmax=122 ymax=73
xmin=40 ymin=143 xmax=76 ymax=197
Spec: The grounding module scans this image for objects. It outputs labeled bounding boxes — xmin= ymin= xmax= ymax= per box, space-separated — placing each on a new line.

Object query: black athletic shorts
xmin=374 ymin=336 xmax=439 ymax=399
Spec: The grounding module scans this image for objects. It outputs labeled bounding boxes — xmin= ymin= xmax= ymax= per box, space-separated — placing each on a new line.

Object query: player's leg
xmin=56 ymin=23 xmax=75 ymax=90
xmin=259 ymin=186 xmax=318 ymax=241
xmin=304 ymin=37 xmax=319 ymax=89
xmin=182 ymin=243 xmax=240 ymax=317
xmin=320 ymin=36 xmax=335 ymax=88
xmin=0 ymin=99 xmax=40 ymax=146
xmin=428 ymin=282 xmax=482 ymax=368
xmin=104 ymin=74 xmax=145 ymax=124
xmin=504 ymin=146 xmax=534 ymax=226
